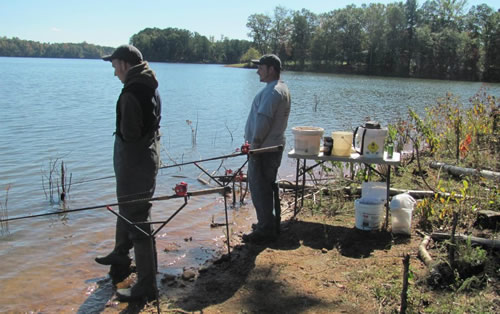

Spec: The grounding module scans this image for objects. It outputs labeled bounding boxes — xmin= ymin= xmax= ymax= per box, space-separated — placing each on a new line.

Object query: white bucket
xmin=355 ymin=199 xmax=384 ymax=231
xmin=331 ymin=131 xmax=353 ymax=157
xmin=292 ymin=126 xmax=324 ymax=155
xmin=361 ymin=182 xmax=387 ymax=203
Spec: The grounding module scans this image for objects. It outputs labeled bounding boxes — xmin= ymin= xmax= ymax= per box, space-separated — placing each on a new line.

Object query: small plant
xmin=415 ymin=198 xmax=435 ymax=231
xmin=486 ymin=186 xmax=500 ymax=211
xmin=42 ymin=158 xmax=72 ymax=206
xmin=186 ymin=117 xmax=198 ymax=146
xmin=408 ymin=108 xmax=440 ymax=156
xmin=224 ymin=120 xmax=237 ymax=142
xmin=0 ymin=184 xmax=11 ymax=235
xmin=457 ymin=236 xmax=488 ymax=270
xmin=452 ymin=236 xmax=488 ymax=292
xmin=313 ymin=94 xmax=319 ymax=112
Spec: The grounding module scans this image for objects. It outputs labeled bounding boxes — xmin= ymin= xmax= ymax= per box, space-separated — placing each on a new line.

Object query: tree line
xmin=1 ymin=1 xmax=498 ymax=82
xmin=0 ymin=31 xmax=253 ymax=65
xmin=129 ymin=28 xmax=252 ymax=64
xmin=0 ymin=37 xmax=114 ymax=59
xmin=246 ymin=0 xmax=499 ymax=82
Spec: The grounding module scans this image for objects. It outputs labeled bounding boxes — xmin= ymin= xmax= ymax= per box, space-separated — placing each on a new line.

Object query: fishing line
xmin=69 ymin=152 xmax=245 ymax=205
xmin=69 ymin=151 xmax=244 ymax=186
xmin=49 ymin=147 xmax=261 ymax=198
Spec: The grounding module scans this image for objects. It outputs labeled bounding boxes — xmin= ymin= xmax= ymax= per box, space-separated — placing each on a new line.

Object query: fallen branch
xmin=165 ymin=308 xmax=192 ymax=314
xmin=281 ymin=182 xmax=461 ymax=199
xmin=431 ymin=232 xmax=500 ymax=250
xmin=276 ymin=181 xmax=314 ymax=190
xmin=418 ymin=235 xmax=433 ymax=266
xmin=345 ymin=186 xmax=460 ymax=200
xmin=430 ymin=161 xmax=500 ymax=182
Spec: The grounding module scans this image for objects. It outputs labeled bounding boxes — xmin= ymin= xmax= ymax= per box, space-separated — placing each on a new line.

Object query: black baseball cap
xmin=102 ymin=44 xmax=143 ymax=65
xmin=252 ymin=54 xmax=282 ymax=70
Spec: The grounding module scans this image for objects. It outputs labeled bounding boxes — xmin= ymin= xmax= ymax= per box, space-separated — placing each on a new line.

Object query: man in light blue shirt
xmin=243 ymin=54 xmax=291 ymax=244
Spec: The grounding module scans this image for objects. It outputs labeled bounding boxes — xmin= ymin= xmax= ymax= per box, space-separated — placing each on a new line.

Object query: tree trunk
xmin=429 ymin=161 xmax=500 ymax=182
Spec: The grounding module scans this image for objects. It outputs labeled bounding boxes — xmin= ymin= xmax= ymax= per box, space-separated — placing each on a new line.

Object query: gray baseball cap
xmin=102 ymin=44 xmax=143 ymax=65
xmin=252 ymin=54 xmax=282 ymax=70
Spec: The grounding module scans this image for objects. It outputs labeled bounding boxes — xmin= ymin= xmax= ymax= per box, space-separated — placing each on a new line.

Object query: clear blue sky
xmin=0 ymin=0 xmax=497 ymax=47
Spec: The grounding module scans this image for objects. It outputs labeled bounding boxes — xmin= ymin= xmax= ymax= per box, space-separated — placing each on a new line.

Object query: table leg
xmin=300 ymin=159 xmax=307 ymax=208
xmin=294 ymin=159 xmax=300 ymax=216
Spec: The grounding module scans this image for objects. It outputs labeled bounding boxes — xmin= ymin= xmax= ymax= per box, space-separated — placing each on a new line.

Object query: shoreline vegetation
xmin=2 ymin=1 xmax=499 ymax=82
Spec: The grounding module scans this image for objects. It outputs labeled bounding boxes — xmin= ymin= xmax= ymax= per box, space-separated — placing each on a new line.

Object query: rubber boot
xmin=95 ymin=217 xmax=133 ymax=266
xmin=113 ymin=215 xmax=134 ymax=254
xmin=116 ymin=237 xmax=157 ymax=302
xmin=109 ymin=263 xmax=135 ymax=285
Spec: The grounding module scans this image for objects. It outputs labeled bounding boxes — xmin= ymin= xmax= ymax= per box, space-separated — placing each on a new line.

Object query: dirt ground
xmin=107 ymin=202 xmax=424 ymax=313
xmin=99 ymin=194 xmax=498 ymax=313
xmin=160 ymin=221 xmax=421 ymax=313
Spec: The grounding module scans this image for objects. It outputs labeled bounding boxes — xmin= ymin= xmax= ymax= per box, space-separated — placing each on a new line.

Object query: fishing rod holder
xmin=104 ymin=185 xmax=229 ymax=313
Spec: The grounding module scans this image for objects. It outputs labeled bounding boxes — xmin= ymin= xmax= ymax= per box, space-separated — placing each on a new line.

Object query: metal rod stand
xmin=105 ymin=186 xmax=230 ymax=313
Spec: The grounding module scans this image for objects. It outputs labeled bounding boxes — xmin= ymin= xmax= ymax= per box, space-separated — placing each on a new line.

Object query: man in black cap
xmin=97 ymin=44 xmax=161 ymax=302
xmin=243 ymin=54 xmax=291 ymax=243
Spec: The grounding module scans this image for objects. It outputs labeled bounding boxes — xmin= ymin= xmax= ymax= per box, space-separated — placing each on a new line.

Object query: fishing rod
xmin=0 ymin=187 xmax=227 ymax=223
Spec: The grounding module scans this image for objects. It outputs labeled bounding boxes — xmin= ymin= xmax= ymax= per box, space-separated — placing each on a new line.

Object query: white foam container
xmin=292 ymin=126 xmax=324 ymax=155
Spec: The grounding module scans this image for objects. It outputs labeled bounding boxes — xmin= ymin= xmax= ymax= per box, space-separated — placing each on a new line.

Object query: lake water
xmin=0 ymin=56 xmax=499 ymax=312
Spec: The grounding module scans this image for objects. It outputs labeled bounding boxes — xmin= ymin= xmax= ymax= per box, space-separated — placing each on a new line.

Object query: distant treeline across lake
xmin=1 ymin=1 xmax=499 ymax=82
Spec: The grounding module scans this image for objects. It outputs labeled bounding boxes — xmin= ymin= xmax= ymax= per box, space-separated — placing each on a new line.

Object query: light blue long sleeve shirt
xmin=244 ymin=80 xmax=291 ymax=149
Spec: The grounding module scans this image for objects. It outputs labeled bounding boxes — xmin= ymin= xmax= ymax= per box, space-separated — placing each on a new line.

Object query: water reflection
xmin=77 ymin=277 xmax=115 ymax=313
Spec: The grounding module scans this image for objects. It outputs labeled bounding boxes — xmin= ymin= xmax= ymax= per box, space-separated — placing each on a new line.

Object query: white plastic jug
xmin=331 ymin=131 xmax=353 ymax=157
xmin=353 ymin=121 xmax=388 ymax=158
xmin=390 ymin=193 xmax=416 ymax=235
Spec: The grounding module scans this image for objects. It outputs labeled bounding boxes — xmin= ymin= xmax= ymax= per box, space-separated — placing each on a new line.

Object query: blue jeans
xmin=248 ymin=151 xmax=282 ymax=235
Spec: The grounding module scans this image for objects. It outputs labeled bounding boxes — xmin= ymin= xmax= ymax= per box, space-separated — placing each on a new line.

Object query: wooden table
xmin=287 ymin=150 xmax=401 ymax=229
